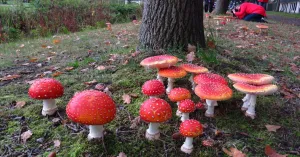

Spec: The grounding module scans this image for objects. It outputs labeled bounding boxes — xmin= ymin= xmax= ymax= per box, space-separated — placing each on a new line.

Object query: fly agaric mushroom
xmin=139 ymin=98 xmax=172 ymax=140
xmin=180 ymin=64 xmax=208 ymax=90
xmin=195 ymin=83 xmax=233 ymax=117
xmin=256 ymin=24 xmax=268 ymax=34
xmin=106 ymin=22 xmax=112 ymax=31
xmin=142 ymin=80 xmax=165 ymax=98
xmin=194 ymin=73 xmax=228 ymax=85
xmin=180 ymin=119 xmax=203 ymax=154
xmin=140 ymin=55 xmax=178 ymax=82
xmin=28 ymin=78 xmax=64 ymax=116
xmin=178 ymin=99 xmax=196 ymax=122
xmin=66 ymin=90 xmax=116 ymax=140
xmin=233 ymin=83 xmax=278 ymax=119
xmin=228 ymin=73 xmax=274 ymax=111
xmin=168 ymin=88 xmax=191 ymax=116
xmin=158 ymin=66 xmax=187 ymax=93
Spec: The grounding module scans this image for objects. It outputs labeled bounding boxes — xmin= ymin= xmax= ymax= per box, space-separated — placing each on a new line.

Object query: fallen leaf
xmin=172 ymin=132 xmax=183 ymax=140
xmin=265 ymin=125 xmax=281 ymax=132
xmin=122 ymin=45 xmax=129 ymax=48
xmin=207 ymin=40 xmax=216 ymax=49
xmin=47 ymin=46 xmax=53 ymax=49
xmin=202 ymin=139 xmax=214 ymax=147
xmin=96 ymin=66 xmax=106 ymax=71
xmin=41 ymin=44 xmax=47 ymax=48
xmin=293 ymin=56 xmax=300 ymax=61
xmin=48 ymin=52 xmax=57 ymax=56
xmin=52 ymin=71 xmax=62 ymax=77
xmin=15 ymin=101 xmax=26 ymax=108
xmin=65 ymin=67 xmax=74 ymax=71
xmin=52 ymin=118 xmax=60 ymax=123
xmin=36 ymin=63 xmax=42 ymax=67
xmin=186 ymin=51 xmax=195 ymax=62
xmin=84 ymin=79 xmax=97 ymax=85
xmin=222 ymin=147 xmax=246 ymax=157
xmin=22 ymin=63 xmax=30 ymax=66
xmin=20 ymin=44 xmax=25 ymax=48
xmin=236 ymin=45 xmax=245 ymax=48
xmin=122 ymin=94 xmax=131 ymax=104
xmin=48 ymin=152 xmax=56 ymax=157
xmin=129 ymin=93 xmax=139 ymax=98
xmin=95 ymin=83 xmax=106 ymax=91
xmin=188 ymin=44 xmax=196 ymax=52
xmin=81 ymin=68 xmax=89 ymax=72
xmin=130 ymin=116 xmax=140 ymax=129
xmin=131 ymin=51 xmax=140 ymax=57
xmin=104 ymin=40 xmax=111 ymax=46
xmin=21 ymin=130 xmax=32 ymax=143
xmin=0 ymin=74 xmax=21 ymax=81
xmin=53 ymin=39 xmax=61 ymax=44
xmin=265 ymin=145 xmax=288 ymax=157
xmin=29 ymin=57 xmax=38 ymax=62
xmin=123 ymin=60 xmax=128 ymax=65
xmin=104 ymin=87 xmax=112 ymax=96
xmin=117 ymin=152 xmax=127 ymax=157
xmin=53 ymin=140 xmax=61 ymax=148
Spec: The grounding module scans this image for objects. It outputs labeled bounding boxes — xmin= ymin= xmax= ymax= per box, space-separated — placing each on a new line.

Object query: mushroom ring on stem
xmin=66 ymin=90 xmax=116 ymax=140
xmin=28 ymin=78 xmax=64 ymax=116
xmin=142 ymin=79 xmax=165 ymax=98
xmin=158 ymin=66 xmax=187 ymax=94
xmin=139 ymin=98 xmax=172 ymax=140
xmin=180 ymin=64 xmax=208 ymax=91
xmin=180 ymin=119 xmax=203 ymax=154
xmin=168 ymin=88 xmax=191 ymax=117
xmin=178 ymin=99 xmax=196 ymax=122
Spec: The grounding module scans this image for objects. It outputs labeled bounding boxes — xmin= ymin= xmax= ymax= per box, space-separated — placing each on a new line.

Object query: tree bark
xmin=214 ymin=0 xmax=230 ymax=14
xmin=139 ymin=0 xmax=205 ymax=51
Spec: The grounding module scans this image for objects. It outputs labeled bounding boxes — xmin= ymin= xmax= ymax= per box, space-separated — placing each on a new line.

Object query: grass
xmin=0 ymin=17 xmax=300 ymax=157
xmin=267 ymin=11 xmax=300 ymax=19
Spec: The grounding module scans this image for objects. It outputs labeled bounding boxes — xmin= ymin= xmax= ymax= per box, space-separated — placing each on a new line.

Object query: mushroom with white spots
xmin=139 ymin=98 xmax=172 ymax=140
xmin=140 ymin=55 xmax=178 ymax=82
xmin=158 ymin=66 xmax=187 ymax=94
xmin=195 ymin=83 xmax=233 ymax=117
xmin=178 ymin=99 xmax=196 ymax=122
xmin=179 ymin=119 xmax=203 ymax=154
xmin=66 ymin=90 xmax=116 ymax=140
xmin=168 ymin=88 xmax=191 ymax=116
xmin=180 ymin=64 xmax=208 ymax=90
xmin=28 ymin=78 xmax=64 ymax=116
xmin=142 ymin=79 xmax=165 ymax=98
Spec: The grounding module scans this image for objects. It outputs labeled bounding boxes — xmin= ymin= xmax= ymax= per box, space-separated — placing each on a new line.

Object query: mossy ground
xmin=0 ymin=16 xmax=299 ymax=157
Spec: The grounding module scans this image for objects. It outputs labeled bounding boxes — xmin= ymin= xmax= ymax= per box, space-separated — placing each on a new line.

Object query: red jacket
xmin=258 ymin=0 xmax=268 ymax=3
xmin=235 ymin=3 xmax=267 ymax=19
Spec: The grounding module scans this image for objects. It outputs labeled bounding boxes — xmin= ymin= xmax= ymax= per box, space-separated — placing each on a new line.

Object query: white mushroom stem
xmin=205 ymin=99 xmax=218 ymax=117
xmin=241 ymin=94 xmax=251 ymax=111
xmin=166 ymin=78 xmax=175 ymax=94
xmin=176 ymin=102 xmax=182 ymax=117
xmin=189 ymin=74 xmax=196 ymax=91
xmin=157 ymin=73 xmax=164 ymax=82
xmin=88 ymin=125 xmax=104 ymax=140
xmin=245 ymin=94 xmax=257 ymax=119
xmin=146 ymin=122 xmax=160 ymax=140
xmin=181 ymin=113 xmax=189 ymax=122
xmin=42 ymin=99 xmax=58 ymax=116
xmin=181 ymin=137 xmax=194 ymax=154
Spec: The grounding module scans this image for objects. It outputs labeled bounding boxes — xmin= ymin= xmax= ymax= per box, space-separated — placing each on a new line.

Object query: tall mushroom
xmin=66 ymin=90 xmax=116 ymax=140
xmin=142 ymin=79 xmax=165 ymax=98
xmin=140 ymin=55 xmax=178 ymax=82
xmin=195 ymin=83 xmax=233 ymax=117
xmin=180 ymin=119 xmax=203 ymax=154
xmin=168 ymin=88 xmax=191 ymax=116
xmin=178 ymin=99 xmax=196 ymax=122
xmin=28 ymin=78 xmax=64 ymax=116
xmin=158 ymin=66 xmax=187 ymax=93
xmin=233 ymin=83 xmax=278 ymax=119
xmin=139 ymin=98 xmax=172 ymax=140
xmin=180 ymin=64 xmax=208 ymax=90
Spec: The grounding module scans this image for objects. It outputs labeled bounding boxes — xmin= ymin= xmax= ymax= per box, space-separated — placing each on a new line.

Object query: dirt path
xmin=268 ymin=15 xmax=300 ymax=26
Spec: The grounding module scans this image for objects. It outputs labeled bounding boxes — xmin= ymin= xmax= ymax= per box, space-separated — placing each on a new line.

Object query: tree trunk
xmin=214 ymin=0 xmax=230 ymax=14
xmin=139 ymin=0 xmax=205 ymax=51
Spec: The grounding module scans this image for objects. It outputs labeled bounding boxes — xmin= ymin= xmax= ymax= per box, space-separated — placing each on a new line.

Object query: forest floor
xmin=0 ymin=15 xmax=299 ymax=157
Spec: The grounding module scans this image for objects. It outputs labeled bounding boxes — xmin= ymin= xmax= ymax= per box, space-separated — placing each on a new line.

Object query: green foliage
xmin=107 ymin=3 xmax=142 ymax=23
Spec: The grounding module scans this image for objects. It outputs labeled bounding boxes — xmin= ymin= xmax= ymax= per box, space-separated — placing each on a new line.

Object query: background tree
xmin=214 ymin=0 xmax=230 ymax=14
xmin=139 ymin=0 xmax=205 ymax=51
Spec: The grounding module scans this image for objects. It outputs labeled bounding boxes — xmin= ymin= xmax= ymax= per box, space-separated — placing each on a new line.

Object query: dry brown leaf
xmin=222 ymin=147 xmax=246 ymax=157
xmin=123 ymin=60 xmax=128 ymax=65
xmin=65 ymin=67 xmax=74 ymax=71
xmin=265 ymin=145 xmax=288 ymax=157
xmin=29 ymin=57 xmax=38 ymax=63
xmin=81 ymin=68 xmax=89 ymax=72
xmin=84 ymin=79 xmax=97 ymax=85
xmin=265 ymin=125 xmax=281 ymax=132
xmin=122 ymin=45 xmax=129 ymax=48
xmin=172 ymin=132 xmax=182 ymax=140
xmin=129 ymin=93 xmax=139 ymax=98
xmin=104 ymin=40 xmax=111 ymax=46
xmin=53 ymin=39 xmax=61 ymax=44
xmin=95 ymin=83 xmax=106 ymax=91
xmin=188 ymin=44 xmax=196 ymax=52
xmin=53 ymin=140 xmax=61 ymax=148
xmin=21 ymin=130 xmax=32 ymax=143
xmin=0 ymin=74 xmax=21 ymax=81
xmin=48 ymin=152 xmax=56 ymax=157
xmin=52 ymin=71 xmax=62 ymax=77
xmin=117 ymin=152 xmax=127 ymax=157
xmin=15 ymin=101 xmax=26 ymax=108
xmin=131 ymin=51 xmax=140 ymax=57
xmin=130 ymin=116 xmax=141 ymax=129
xmin=41 ymin=44 xmax=47 ymax=48
xmin=122 ymin=94 xmax=131 ymax=104
xmin=207 ymin=40 xmax=216 ymax=49
xmin=52 ymin=118 xmax=60 ymax=123
xmin=22 ymin=63 xmax=30 ymax=66
xmin=96 ymin=66 xmax=106 ymax=71
xmin=202 ymin=139 xmax=214 ymax=147
xmin=20 ymin=44 xmax=25 ymax=48
xmin=236 ymin=45 xmax=246 ymax=48
xmin=186 ymin=51 xmax=195 ymax=62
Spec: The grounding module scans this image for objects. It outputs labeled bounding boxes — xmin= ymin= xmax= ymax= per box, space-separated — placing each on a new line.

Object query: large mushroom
xmin=66 ymin=90 xmax=116 ymax=140
xmin=180 ymin=64 xmax=208 ymax=90
xmin=28 ymin=78 xmax=64 ymax=116
xmin=180 ymin=119 xmax=203 ymax=154
xmin=168 ymin=88 xmax=191 ymax=116
xmin=142 ymin=79 xmax=165 ymax=98
xmin=194 ymin=73 xmax=228 ymax=85
xmin=195 ymin=83 xmax=233 ymax=117
xmin=228 ymin=73 xmax=274 ymax=111
xmin=158 ymin=66 xmax=187 ymax=93
xmin=140 ymin=55 xmax=178 ymax=82
xmin=178 ymin=99 xmax=196 ymax=122
xmin=139 ymin=98 xmax=172 ymax=140
xmin=233 ymin=83 xmax=278 ymax=119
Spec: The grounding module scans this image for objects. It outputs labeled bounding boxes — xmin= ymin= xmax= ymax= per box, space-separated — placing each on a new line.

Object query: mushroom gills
xmin=42 ymin=99 xmax=58 ymax=116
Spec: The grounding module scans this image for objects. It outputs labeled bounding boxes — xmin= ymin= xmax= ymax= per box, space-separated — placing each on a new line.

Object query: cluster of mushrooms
xmin=27 ymin=54 xmax=278 ymax=154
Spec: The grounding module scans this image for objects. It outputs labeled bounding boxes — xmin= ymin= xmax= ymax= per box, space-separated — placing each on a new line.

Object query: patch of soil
xmin=268 ymin=15 xmax=300 ymax=26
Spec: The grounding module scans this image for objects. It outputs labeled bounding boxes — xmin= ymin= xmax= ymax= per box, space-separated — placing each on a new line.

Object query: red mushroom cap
xmin=158 ymin=66 xmax=187 ymax=79
xmin=194 ymin=73 xmax=227 ymax=85
xmin=195 ymin=83 xmax=233 ymax=101
xmin=140 ymin=55 xmax=178 ymax=69
xmin=66 ymin=90 xmax=116 ymax=125
xmin=178 ymin=99 xmax=196 ymax=113
xmin=139 ymin=98 xmax=172 ymax=123
xmin=180 ymin=119 xmax=203 ymax=137
xmin=142 ymin=80 xmax=165 ymax=96
xmin=28 ymin=78 xmax=64 ymax=100
xmin=228 ymin=73 xmax=274 ymax=85
xmin=168 ymin=88 xmax=191 ymax=102
xmin=233 ymin=83 xmax=278 ymax=95
xmin=180 ymin=64 xmax=208 ymax=74
xmin=256 ymin=24 xmax=268 ymax=29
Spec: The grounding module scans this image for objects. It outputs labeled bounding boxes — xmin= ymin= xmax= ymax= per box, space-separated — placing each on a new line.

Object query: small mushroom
xmin=28 ymin=78 xmax=64 ymax=116
xmin=256 ymin=24 xmax=268 ymax=34
xmin=168 ymin=88 xmax=191 ymax=116
xmin=158 ymin=66 xmax=187 ymax=93
xmin=142 ymin=80 xmax=165 ymax=98
xmin=139 ymin=98 xmax=172 ymax=140
xmin=178 ymin=99 xmax=196 ymax=122
xmin=66 ymin=90 xmax=116 ymax=140
xmin=106 ymin=22 xmax=112 ymax=31
xmin=180 ymin=119 xmax=203 ymax=154
xmin=140 ymin=55 xmax=178 ymax=82
xmin=195 ymin=83 xmax=232 ymax=117
xmin=180 ymin=64 xmax=208 ymax=90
